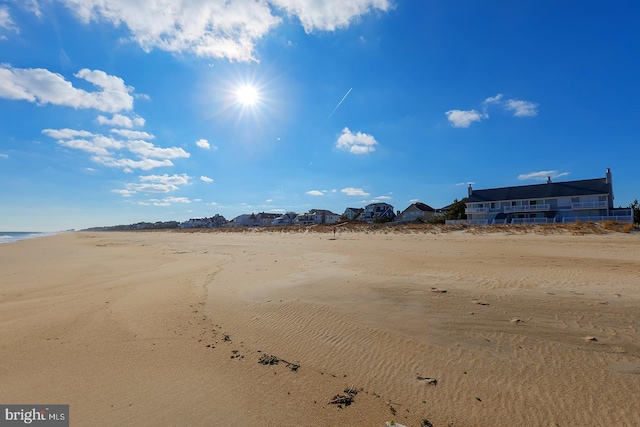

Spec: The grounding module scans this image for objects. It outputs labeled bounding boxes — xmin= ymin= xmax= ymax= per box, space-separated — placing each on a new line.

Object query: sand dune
xmin=1 ymin=229 xmax=639 ymax=426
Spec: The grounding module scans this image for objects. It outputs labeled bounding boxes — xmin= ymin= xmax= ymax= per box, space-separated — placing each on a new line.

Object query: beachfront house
xmin=342 ymin=207 xmax=364 ymax=221
xmin=359 ymin=202 xmax=396 ymax=223
xmin=180 ymin=215 xmax=227 ymax=229
xmin=396 ymin=202 xmax=436 ymax=223
xmin=293 ymin=213 xmax=315 ymax=226
xmin=309 ymin=209 xmax=341 ymax=224
xmin=229 ymin=213 xmax=259 ymax=227
xmin=272 ymin=212 xmax=297 ymax=226
xmin=292 ymin=210 xmax=341 ymax=226
xmin=464 ymin=168 xmax=633 ymax=225
xmin=255 ymin=212 xmax=279 ymax=227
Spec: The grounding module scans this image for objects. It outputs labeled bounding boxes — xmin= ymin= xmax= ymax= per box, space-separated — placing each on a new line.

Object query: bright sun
xmin=236 ymin=85 xmax=259 ymax=106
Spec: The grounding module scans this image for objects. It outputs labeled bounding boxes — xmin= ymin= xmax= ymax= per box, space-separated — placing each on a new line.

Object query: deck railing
xmin=511 ymin=218 xmax=556 ymax=225
xmin=562 ymin=215 xmax=633 ymax=223
xmin=465 ymin=207 xmax=489 ymax=214
xmin=503 ymin=204 xmax=550 ymax=213
xmin=571 ymin=201 xmax=607 ymax=210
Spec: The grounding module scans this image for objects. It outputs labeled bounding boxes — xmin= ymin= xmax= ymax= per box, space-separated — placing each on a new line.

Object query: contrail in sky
xmin=326 ymin=87 xmax=353 ymax=121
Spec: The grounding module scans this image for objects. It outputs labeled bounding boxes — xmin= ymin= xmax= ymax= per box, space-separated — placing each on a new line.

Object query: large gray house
xmin=464 ymin=169 xmax=633 ymax=225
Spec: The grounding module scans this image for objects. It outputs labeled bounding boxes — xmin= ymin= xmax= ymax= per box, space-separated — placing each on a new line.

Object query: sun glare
xmin=236 ymin=85 xmax=259 ymax=106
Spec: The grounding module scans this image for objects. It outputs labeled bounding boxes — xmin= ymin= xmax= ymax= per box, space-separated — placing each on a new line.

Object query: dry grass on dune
xmin=173 ymin=220 xmax=638 ymax=236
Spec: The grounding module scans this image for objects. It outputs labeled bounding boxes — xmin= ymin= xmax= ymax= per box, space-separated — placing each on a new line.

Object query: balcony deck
xmin=503 ymin=204 xmax=550 ymax=213
xmin=571 ymin=201 xmax=607 ymax=210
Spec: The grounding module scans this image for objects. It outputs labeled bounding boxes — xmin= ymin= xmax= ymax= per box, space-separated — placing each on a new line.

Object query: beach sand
xmin=1 ymin=228 xmax=639 ymax=426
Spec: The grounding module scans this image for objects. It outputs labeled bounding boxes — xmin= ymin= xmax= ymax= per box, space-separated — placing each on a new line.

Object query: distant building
xmin=293 ymin=213 xmax=315 ymax=226
xmin=180 ymin=215 xmax=227 ymax=229
xmin=229 ymin=213 xmax=258 ymax=227
xmin=255 ymin=212 xmax=279 ymax=227
xmin=342 ymin=207 xmax=364 ymax=221
xmin=359 ymin=202 xmax=396 ymax=223
xmin=309 ymin=209 xmax=341 ymax=224
xmin=396 ymin=202 xmax=435 ymax=223
xmin=464 ymin=168 xmax=632 ymax=225
xmin=272 ymin=212 xmax=297 ymax=226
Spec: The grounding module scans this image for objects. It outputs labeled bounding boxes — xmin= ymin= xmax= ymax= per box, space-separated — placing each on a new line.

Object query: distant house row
xmin=180 ymin=168 xmax=633 ymax=229
xmin=180 ymin=202 xmax=442 ymax=229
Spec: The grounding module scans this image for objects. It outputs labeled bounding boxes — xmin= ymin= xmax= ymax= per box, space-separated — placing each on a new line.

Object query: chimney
xmin=468 ymin=183 xmax=473 ymax=197
xmin=547 ymin=176 xmax=551 ymax=183
xmin=606 ymin=168 xmax=613 ymax=208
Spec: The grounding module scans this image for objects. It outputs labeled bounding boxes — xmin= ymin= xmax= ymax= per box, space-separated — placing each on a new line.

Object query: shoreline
xmin=1 ymin=230 xmax=639 ymax=426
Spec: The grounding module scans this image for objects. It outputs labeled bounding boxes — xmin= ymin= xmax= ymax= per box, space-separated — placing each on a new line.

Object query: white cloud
xmin=55 ymin=0 xmax=281 ymax=62
xmin=93 ymin=156 xmax=174 ymax=172
xmin=200 ymin=176 xmax=214 ymax=183
xmin=449 ymin=94 xmax=538 ymax=127
xmin=43 ymin=128 xmax=189 ymax=171
xmin=445 ymin=109 xmax=485 ymax=128
xmin=110 ymin=129 xmax=154 ymax=140
xmin=74 ymin=68 xmax=131 ymax=93
xmin=42 ymin=128 xmax=94 ymax=139
xmin=409 ymin=198 xmax=419 ymax=203
xmin=336 ymin=127 xmax=378 ymax=154
xmin=120 ymin=173 xmax=191 ymax=193
xmin=272 ymin=0 xmax=393 ymax=32
xmin=163 ymin=196 xmax=191 ymax=204
xmin=59 ymin=138 xmax=122 ymax=155
xmin=96 ymin=113 xmax=145 ymax=128
xmin=20 ymin=1 xmax=42 ymax=18
xmin=483 ymin=93 xmax=503 ymax=104
xmin=0 ymin=153 xmax=8 ymax=159
xmin=43 ymin=129 xmax=125 ymax=155
xmin=518 ymin=170 xmax=569 ymax=181
xmin=0 ymin=6 xmax=17 ymax=33
xmin=196 ymin=139 xmax=210 ymax=149
xmin=112 ymin=189 xmax=135 ymax=197
xmin=125 ymin=140 xmax=190 ymax=160
xmin=306 ymin=190 xmax=324 ymax=196
xmin=374 ymin=195 xmax=391 ymax=200
xmin=265 ymin=198 xmax=273 ymax=202
xmin=0 ymin=65 xmax=134 ymax=112
xmin=506 ymin=99 xmax=539 ymax=117
xmin=46 ymin=0 xmax=391 ymax=62
xmin=341 ymin=187 xmax=370 ymax=197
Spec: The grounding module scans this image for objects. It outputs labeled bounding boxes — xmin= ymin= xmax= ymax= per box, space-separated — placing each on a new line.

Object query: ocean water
xmin=0 ymin=232 xmax=57 ymax=244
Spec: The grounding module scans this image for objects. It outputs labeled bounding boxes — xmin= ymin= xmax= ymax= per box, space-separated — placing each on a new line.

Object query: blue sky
xmin=1 ymin=1 xmax=639 ymax=231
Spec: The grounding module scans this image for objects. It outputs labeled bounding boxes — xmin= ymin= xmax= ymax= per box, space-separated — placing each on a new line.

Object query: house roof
xmin=411 ymin=202 xmax=435 ymax=212
xmin=256 ymin=212 xmax=279 ymax=219
xmin=467 ymin=178 xmax=610 ymax=203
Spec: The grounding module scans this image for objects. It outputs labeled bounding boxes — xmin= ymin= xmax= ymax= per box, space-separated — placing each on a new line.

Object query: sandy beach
xmin=1 ymin=227 xmax=639 ymax=426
